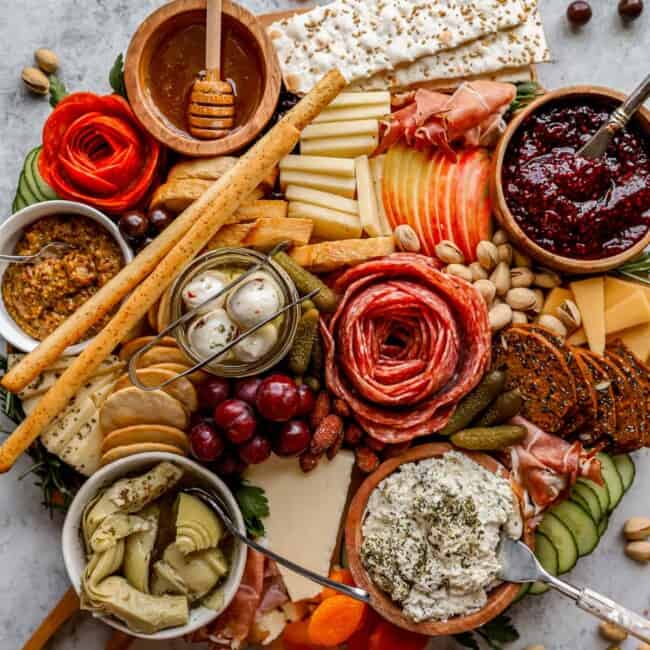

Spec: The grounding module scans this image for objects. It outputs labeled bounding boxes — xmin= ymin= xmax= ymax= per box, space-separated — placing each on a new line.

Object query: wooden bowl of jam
xmin=491 ymin=86 xmax=650 ymax=274
xmin=125 ymin=0 xmax=281 ymax=157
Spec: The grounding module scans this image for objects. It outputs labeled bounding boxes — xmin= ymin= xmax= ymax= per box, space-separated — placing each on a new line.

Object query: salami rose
xmin=39 ymin=92 xmax=161 ymax=213
xmin=322 ymin=253 xmax=491 ymax=443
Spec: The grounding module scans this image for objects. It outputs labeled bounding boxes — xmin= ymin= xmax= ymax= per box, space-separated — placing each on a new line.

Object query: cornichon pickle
xmin=438 ymin=370 xmax=506 ymax=436
xmin=450 ymin=425 xmax=526 ymax=450
xmin=273 ymin=251 xmax=338 ymax=313
xmin=304 ymin=376 xmax=321 ymax=392
xmin=289 ymin=308 xmax=320 ymax=375
xmin=475 ymin=390 xmax=523 ymax=426
xmin=301 ymin=299 xmax=316 ymax=313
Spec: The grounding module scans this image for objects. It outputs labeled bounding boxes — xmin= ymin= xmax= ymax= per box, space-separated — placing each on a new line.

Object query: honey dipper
xmin=188 ymin=0 xmax=234 ymax=140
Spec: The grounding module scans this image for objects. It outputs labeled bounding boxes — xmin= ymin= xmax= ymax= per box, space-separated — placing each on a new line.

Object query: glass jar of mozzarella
xmin=170 ymin=249 xmax=301 ymax=377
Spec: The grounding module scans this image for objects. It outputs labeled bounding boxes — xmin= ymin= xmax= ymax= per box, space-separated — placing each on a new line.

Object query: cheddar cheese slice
xmin=570 ymin=277 xmax=605 ymax=355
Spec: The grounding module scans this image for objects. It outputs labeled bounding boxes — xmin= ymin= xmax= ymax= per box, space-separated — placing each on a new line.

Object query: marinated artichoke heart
xmin=90 ymin=513 xmax=152 ymax=553
xmin=153 ymin=543 xmax=229 ymax=602
xmin=124 ymin=504 xmax=160 ymax=593
xmin=84 ymin=462 xmax=183 ymax=537
xmin=82 ymin=540 xmax=126 ymax=598
xmin=175 ymin=493 xmax=224 ymax=555
xmin=84 ymin=576 xmax=189 ymax=634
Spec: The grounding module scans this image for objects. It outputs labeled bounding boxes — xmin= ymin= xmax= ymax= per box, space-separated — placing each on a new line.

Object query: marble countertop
xmin=0 ymin=1 xmax=649 ymax=648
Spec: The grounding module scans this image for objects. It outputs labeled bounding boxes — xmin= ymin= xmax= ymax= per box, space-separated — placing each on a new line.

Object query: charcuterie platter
xmin=3 ymin=1 xmax=650 ymax=648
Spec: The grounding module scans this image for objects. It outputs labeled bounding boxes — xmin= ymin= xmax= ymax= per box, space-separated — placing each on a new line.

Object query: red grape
xmin=295 ymin=384 xmax=316 ymax=417
xmin=274 ymin=419 xmax=311 ymax=456
xmin=214 ymin=399 xmax=257 ymax=444
xmin=213 ymin=450 xmax=242 ymax=476
xmin=256 ymin=374 xmax=299 ymax=422
xmin=190 ymin=422 xmax=224 ymax=462
xmin=189 ymin=412 xmax=212 ymax=428
xmin=234 ymin=377 xmax=262 ymax=405
xmin=197 ymin=377 xmax=231 ymax=411
xmin=239 ymin=435 xmax=272 ymax=464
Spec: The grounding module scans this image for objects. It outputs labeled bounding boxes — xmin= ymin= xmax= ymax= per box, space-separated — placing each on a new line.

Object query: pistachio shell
xmin=510 ymin=267 xmax=534 ymax=288
xmin=623 ymin=516 xmax=650 ymax=541
xmin=21 ymin=66 xmax=49 ymax=95
xmin=34 ymin=48 xmax=59 ymax=74
xmin=534 ymin=269 xmax=562 ymax=289
xmin=469 ymin=261 xmax=488 ymax=281
xmin=512 ymin=310 xmax=528 ymax=324
xmin=435 ymin=239 xmax=464 ymax=264
xmin=492 ymin=229 xmax=509 ymax=245
xmin=627 ymin=540 xmax=650 ymax=562
xmin=532 ymin=289 xmax=544 ymax=314
xmin=556 ymin=299 xmax=581 ymax=332
xmin=512 ymin=248 xmax=532 ymax=267
xmin=537 ymin=314 xmax=567 ymax=337
xmin=490 ymin=262 xmax=511 ymax=297
xmin=599 ymin=621 xmax=628 ymax=643
xmin=445 ymin=263 xmax=473 ymax=282
xmin=474 ymin=279 xmax=496 ymax=306
xmin=506 ymin=288 xmax=537 ymax=311
xmin=488 ymin=303 xmax=512 ymax=331
xmin=477 ymin=240 xmax=499 ymax=271
xmin=497 ymin=243 xmax=513 ymax=265
xmin=393 ymin=224 xmax=421 ymax=252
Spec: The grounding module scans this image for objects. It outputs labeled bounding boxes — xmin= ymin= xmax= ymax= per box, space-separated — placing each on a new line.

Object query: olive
xmin=118 ymin=210 xmax=149 ymax=239
xmin=619 ymin=0 xmax=643 ymax=19
xmin=148 ymin=207 xmax=175 ymax=233
xmin=567 ymin=0 xmax=592 ymax=24
xmin=135 ymin=236 xmax=155 ymax=253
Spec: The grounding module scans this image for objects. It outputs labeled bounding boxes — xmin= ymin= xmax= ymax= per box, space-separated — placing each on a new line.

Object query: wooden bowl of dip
xmin=345 ymin=442 xmax=532 ymax=636
xmin=491 ymin=86 xmax=650 ymax=274
xmin=125 ymin=0 xmax=281 ymax=157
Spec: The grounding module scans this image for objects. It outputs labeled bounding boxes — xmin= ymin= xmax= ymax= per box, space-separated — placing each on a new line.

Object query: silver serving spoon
xmin=0 ymin=241 xmax=74 ymax=264
xmin=498 ymin=536 xmax=650 ymax=643
xmin=577 ymin=73 xmax=650 ymax=160
xmin=182 ymin=486 xmax=371 ymax=604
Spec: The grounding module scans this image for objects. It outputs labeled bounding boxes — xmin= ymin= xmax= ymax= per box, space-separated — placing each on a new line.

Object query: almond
xmin=310 ymin=414 xmax=343 ymax=455
xmin=599 ymin=621 xmax=628 ymax=643
xmin=624 ymin=516 xmax=650 ymax=541
xmin=355 ymin=446 xmax=380 ymax=473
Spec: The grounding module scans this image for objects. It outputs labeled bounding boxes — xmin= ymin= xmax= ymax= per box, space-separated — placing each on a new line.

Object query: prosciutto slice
xmin=508 ymin=416 xmax=603 ymax=518
xmin=322 ymin=253 xmax=490 ymax=443
xmin=377 ymin=81 xmax=517 ymax=159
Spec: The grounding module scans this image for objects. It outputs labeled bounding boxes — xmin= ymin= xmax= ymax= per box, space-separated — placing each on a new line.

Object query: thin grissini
xmin=0 ymin=69 xmax=347 ymax=473
xmin=2 ymin=69 xmax=347 ymax=395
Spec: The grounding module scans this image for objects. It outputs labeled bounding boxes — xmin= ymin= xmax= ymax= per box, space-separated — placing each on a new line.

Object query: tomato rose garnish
xmin=39 ymin=92 xmax=161 ymax=213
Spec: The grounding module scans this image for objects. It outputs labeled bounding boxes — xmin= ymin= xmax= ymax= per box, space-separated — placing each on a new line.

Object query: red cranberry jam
xmin=502 ymin=98 xmax=650 ymax=259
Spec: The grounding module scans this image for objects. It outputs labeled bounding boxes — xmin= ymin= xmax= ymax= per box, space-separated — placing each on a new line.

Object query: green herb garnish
xmin=454 ymin=614 xmax=519 ymax=649
xmin=509 ymin=81 xmax=541 ymax=114
xmin=109 ymin=53 xmax=127 ymax=99
xmin=48 ymin=74 xmax=68 ymax=108
xmin=235 ymin=481 xmax=269 ymax=538
xmin=617 ymin=252 xmax=650 ymax=285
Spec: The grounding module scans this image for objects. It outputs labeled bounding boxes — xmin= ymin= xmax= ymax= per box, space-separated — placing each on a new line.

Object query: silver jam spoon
xmin=0 ymin=241 xmax=74 ymax=264
xmin=182 ymin=487 xmax=371 ymax=604
xmin=577 ymin=73 xmax=650 ymax=160
xmin=498 ymin=536 xmax=650 ymax=643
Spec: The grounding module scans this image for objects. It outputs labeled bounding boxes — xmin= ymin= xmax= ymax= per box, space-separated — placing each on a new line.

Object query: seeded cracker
xmin=268 ymin=0 xmax=526 ymax=95
xmin=353 ymin=0 xmax=549 ymax=91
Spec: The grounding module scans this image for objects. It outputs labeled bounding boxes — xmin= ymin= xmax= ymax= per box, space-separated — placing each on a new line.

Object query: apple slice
xmin=407 ymin=148 xmax=429 ymax=251
xmin=454 ymin=149 xmax=478 ymax=261
xmin=382 ymin=145 xmax=400 ymax=229
xmin=419 ymin=151 xmax=437 ymax=256
xmin=462 ymin=149 xmax=492 ymax=260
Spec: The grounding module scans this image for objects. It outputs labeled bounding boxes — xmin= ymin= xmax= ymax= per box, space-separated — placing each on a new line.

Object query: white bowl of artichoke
xmin=62 ymin=452 xmax=248 ymax=640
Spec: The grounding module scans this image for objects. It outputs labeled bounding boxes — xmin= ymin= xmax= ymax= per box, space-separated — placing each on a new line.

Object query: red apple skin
xmin=383 ymin=144 xmax=402 ymax=229
xmin=454 ymin=149 xmax=477 ymax=262
xmin=462 ymin=149 xmax=492 ymax=259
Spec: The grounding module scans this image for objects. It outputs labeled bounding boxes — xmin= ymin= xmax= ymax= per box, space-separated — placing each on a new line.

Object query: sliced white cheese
xmin=301 ymin=134 xmax=378 ymax=159
xmin=287 ymin=201 xmax=362 ymax=240
xmin=355 ymin=155 xmax=391 ymax=237
xmin=285 ymin=185 xmax=359 ymax=216
xmin=301 ymin=119 xmax=379 ymax=141
xmin=328 ymin=91 xmax=391 ymax=108
xmin=312 ymin=104 xmax=390 ymax=124
xmin=369 ymin=155 xmax=391 ymax=235
xmin=244 ymin=452 xmax=355 ymax=602
xmin=279 ymin=155 xmax=356 ymax=178
xmin=59 ymin=411 xmax=103 ymax=477
xmin=279 ymin=170 xmax=357 ymax=199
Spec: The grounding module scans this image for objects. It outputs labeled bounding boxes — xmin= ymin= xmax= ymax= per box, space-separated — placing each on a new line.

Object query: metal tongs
xmin=128 ymin=242 xmax=318 ymax=391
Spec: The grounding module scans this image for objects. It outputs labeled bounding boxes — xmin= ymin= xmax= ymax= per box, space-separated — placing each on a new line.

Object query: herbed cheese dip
xmin=361 ymin=451 xmax=522 ymax=622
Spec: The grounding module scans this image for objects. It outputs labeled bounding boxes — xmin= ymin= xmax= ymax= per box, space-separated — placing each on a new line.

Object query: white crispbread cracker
xmin=352 ymin=0 xmax=549 ymax=91
xmin=268 ymin=0 xmax=525 ymax=95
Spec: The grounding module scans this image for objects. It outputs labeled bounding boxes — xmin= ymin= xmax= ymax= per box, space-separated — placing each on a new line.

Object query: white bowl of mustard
xmin=62 ymin=452 xmax=248 ymax=640
xmin=0 ymin=200 xmax=133 ymax=354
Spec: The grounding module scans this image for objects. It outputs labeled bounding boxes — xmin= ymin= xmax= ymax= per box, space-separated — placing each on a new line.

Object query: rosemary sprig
xmin=509 ymin=81 xmax=542 ymax=114
xmin=617 ymin=252 xmax=650 ymax=285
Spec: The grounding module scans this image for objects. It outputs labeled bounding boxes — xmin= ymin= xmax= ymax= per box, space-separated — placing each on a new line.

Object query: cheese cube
xmin=604 ymin=291 xmax=650 ymax=335
xmin=570 ymin=277 xmax=605 ymax=355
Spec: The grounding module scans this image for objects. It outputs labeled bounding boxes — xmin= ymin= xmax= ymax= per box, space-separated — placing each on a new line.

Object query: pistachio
xmin=474 ymin=279 xmax=497 ymax=306
xmin=492 ymin=229 xmax=509 ymax=245
xmin=625 ymin=540 xmax=650 ymax=562
xmin=490 ymin=262 xmax=511 ymax=297
xmin=513 ymin=248 xmax=532 ymax=267
xmin=446 ymin=263 xmax=473 ymax=282
xmin=537 ymin=314 xmax=567 ymax=338
xmin=489 ymin=303 xmax=513 ymax=331
xmin=599 ymin=621 xmax=628 ymax=643
xmin=510 ymin=267 xmax=534 ymax=288
xmin=556 ymin=299 xmax=582 ymax=332
xmin=534 ymin=268 xmax=562 ymax=289
xmin=524 ymin=646 xmax=546 ymax=650
xmin=21 ymin=66 xmax=49 ymax=95
xmin=532 ymin=289 xmax=544 ymax=314
xmin=512 ymin=310 xmax=528 ymax=324
xmin=477 ymin=240 xmax=499 ymax=271
xmin=623 ymin=516 xmax=650 ymax=541
xmin=435 ymin=239 xmax=464 ymax=264
xmin=393 ymin=224 xmax=421 ymax=252
xmin=497 ymin=243 xmax=513 ymax=265
xmin=469 ymin=261 xmax=488 ymax=282
xmin=34 ymin=47 xmax=59 ymax=74
xmin=506 ymin=288 xmax=537 ymax=311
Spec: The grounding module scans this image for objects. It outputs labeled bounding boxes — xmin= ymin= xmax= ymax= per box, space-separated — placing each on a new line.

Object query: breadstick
xmin=0 ymin=70 xmax=347 ymax=472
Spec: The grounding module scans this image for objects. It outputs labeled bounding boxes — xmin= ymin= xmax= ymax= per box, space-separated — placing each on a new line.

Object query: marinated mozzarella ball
xmin=233 ymin=323 xmax=278 ymax=363
xmin=188 ymin=308 xmax=237 ymax=362
xmin=227 ymin=272 xmax=283 ymax=329
xmin=182 ymin=271 xmax=230 ymax=313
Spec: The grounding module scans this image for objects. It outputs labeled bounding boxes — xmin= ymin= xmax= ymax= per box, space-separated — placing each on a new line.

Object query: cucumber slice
xmin=571 ymin=482 xmax=602 ymax=523
xmin=597 ymin=452 xmax=625 ymax=512
xmin=577 ymin=477 xmax=610 ymax=515
xmin=537 ymin=512 xmax=578 ymax=573
xmin=30 ymin=147 xmax=57 ymax=201
xmin=598 ymin=516 xmax=609 ymax=538
xmin=513 ymin=582 xmax=531 ymax=603
xmin=22 ymin=148 xmax=46 ymax=202
xmin=550 ymin=500 xmax=599 ymax=557
xmin=17 ymin=171 xmax=40 ymax=206
xmin=13 ymin=192 xmax=27 ymax=212
xmin=612 ymin=454 xmax=635 ymax=492
xmin=529 ymin=532 xmax=558 ymax=595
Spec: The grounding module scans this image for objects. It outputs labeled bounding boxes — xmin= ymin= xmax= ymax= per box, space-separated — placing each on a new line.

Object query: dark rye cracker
xmin=574 ymin=349 xmax=617 ymax=446
xmin=492 ymin=327 xmax=576 ymax=433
